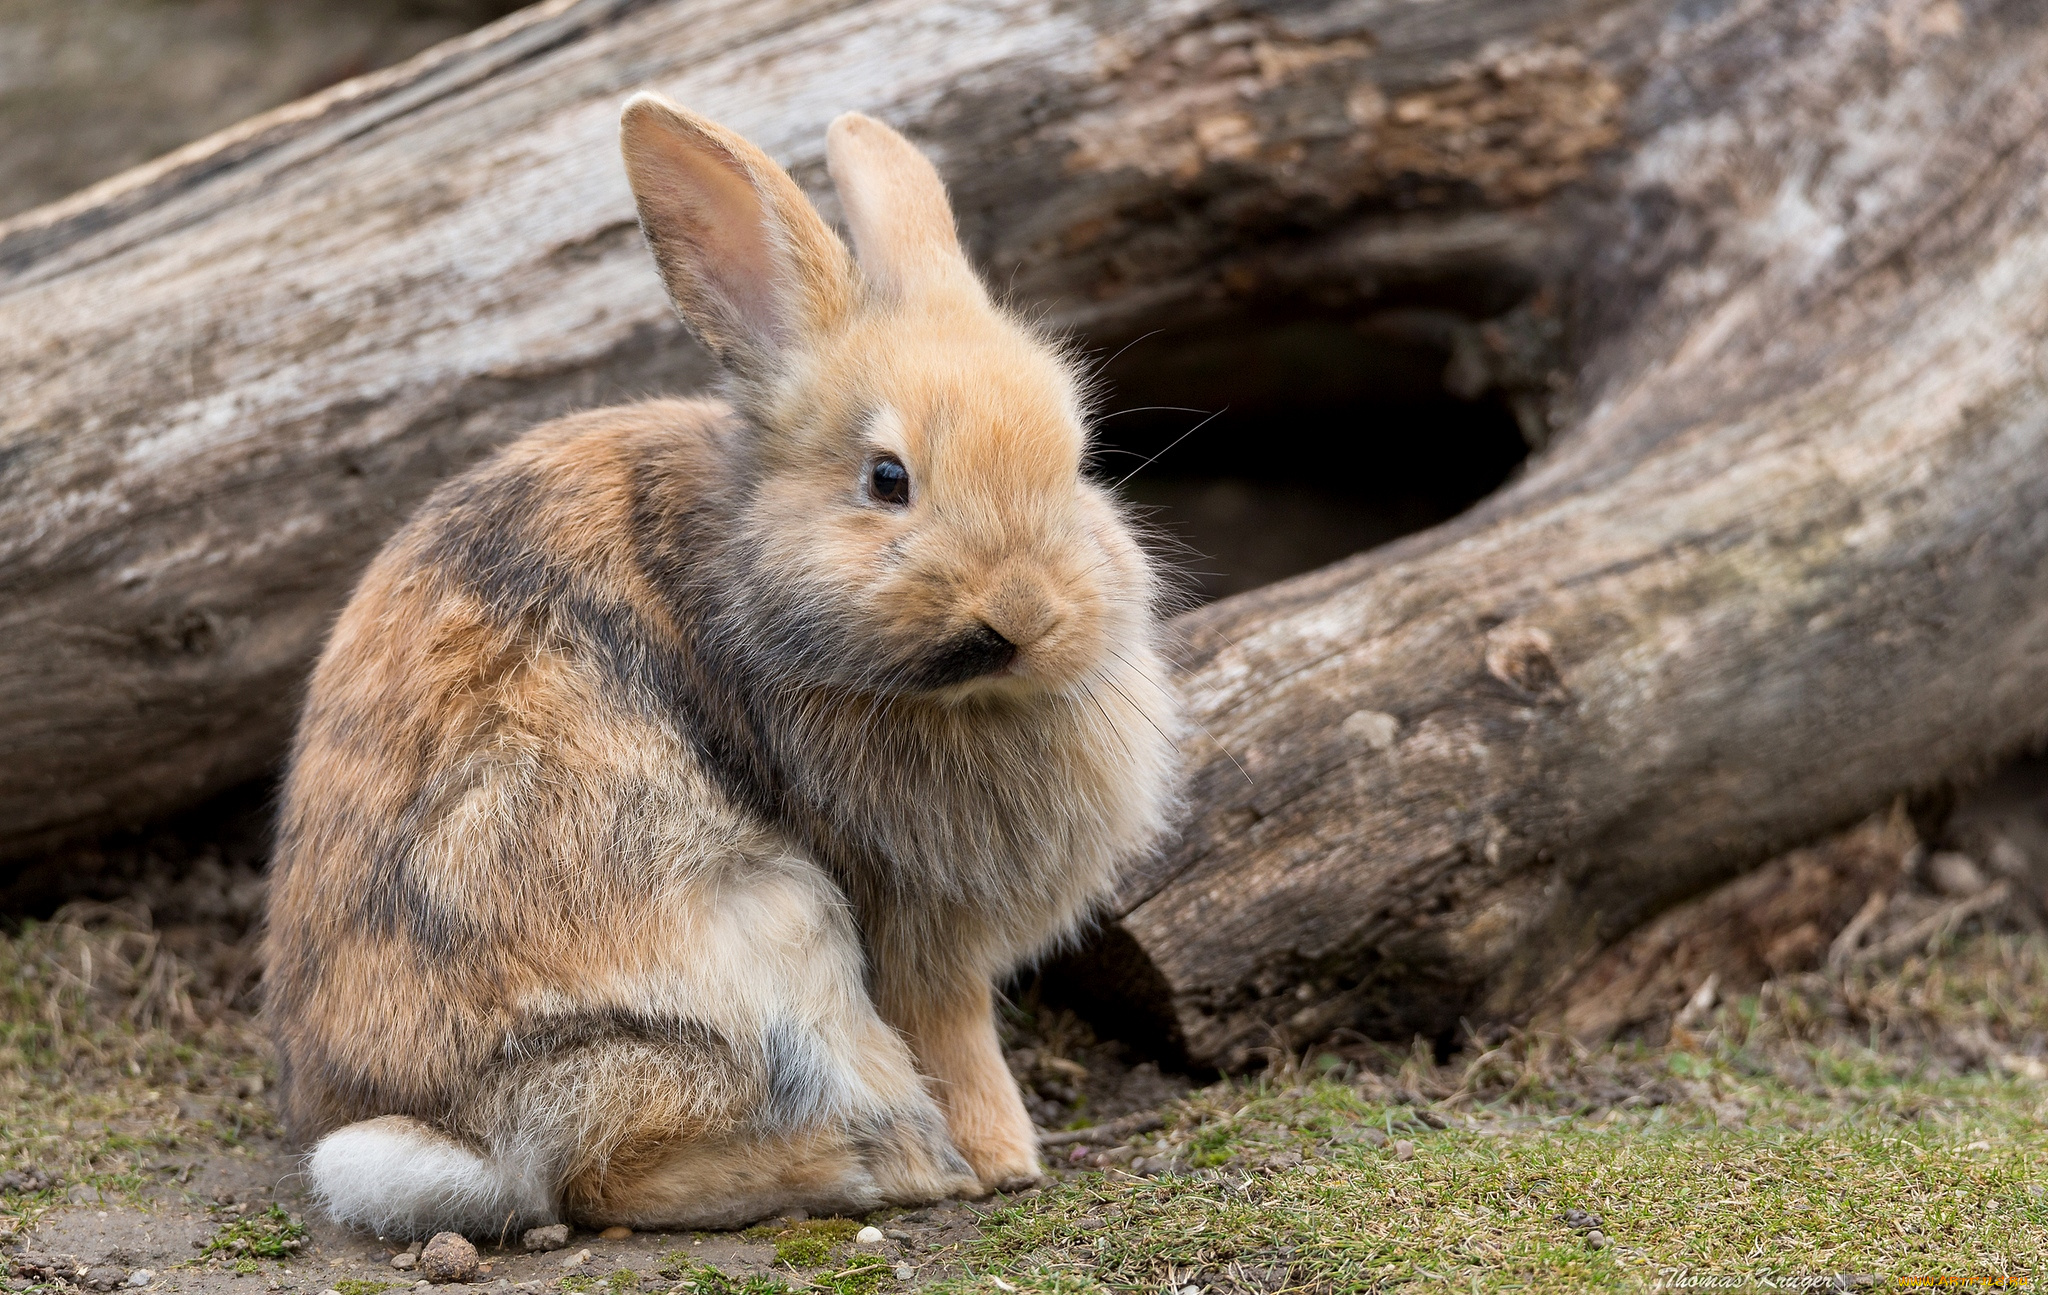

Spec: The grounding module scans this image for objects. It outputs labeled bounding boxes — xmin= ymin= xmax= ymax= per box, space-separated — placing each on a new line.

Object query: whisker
xmin=1112 ymin=407 xmax=1227 ymax=491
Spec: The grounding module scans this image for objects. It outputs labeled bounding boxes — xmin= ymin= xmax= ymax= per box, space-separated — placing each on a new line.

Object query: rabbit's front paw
xmin=950 ymin=1099 xmax=1043 ymax=1191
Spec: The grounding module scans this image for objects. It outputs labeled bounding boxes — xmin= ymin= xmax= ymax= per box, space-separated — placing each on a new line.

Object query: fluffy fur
xmin=262 ymin=94 xmax=1184 ymax=1238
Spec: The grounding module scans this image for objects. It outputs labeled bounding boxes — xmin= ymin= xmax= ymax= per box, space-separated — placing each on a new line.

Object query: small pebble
xmin=391 ymin=1254 xmax=418 ymax=1271
xmin=1925 ymin=851 xmax=1989 ymax=897
xmin=893 ymin=1266 xmax=913 ymax=1282
xmin=855 ymin=1227 xmax=884 ymax=1245
xmin=126 ymin=1273 xmax=154 ymax=1288
xmin=321 ymin=1289 xmax=343 ymax=1295
xmin=559 ymin=1249 xmax=591 ymax=1270
xmin=522 ymin=1226 xmax=569 ymax=1254
xmin=1586 ymin=1230 xmax=1610 ymax=1250
xmin=599 ymin=1227 xmax=632 ymax=1241
xmin=420 ymin=1232 xmax=479 ymax=1283
xmin=1393 ymin=1140 xmax=1415 ymax=1161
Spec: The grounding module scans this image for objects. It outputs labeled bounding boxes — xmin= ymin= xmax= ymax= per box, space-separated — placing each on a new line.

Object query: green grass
xmin=332 ymin=1280 xmax=399 ymax=1295
xmin=939 ymin=1024 xmax=2048 ymax=1293
xmin=669 ymin=1262 xmax=791 ymax=1295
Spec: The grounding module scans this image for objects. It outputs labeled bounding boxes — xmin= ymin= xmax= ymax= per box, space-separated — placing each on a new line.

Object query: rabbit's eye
xmin=868 ymin=455 xmax=911 ymax=507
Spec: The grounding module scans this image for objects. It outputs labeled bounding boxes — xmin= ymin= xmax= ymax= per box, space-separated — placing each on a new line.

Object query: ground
xmin=3 ymin=874 xmax=2045 ymax=1295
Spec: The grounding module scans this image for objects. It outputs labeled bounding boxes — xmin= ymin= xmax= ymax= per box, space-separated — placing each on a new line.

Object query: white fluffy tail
xmin=308 ymin=1115 xmax=555 ymax=1239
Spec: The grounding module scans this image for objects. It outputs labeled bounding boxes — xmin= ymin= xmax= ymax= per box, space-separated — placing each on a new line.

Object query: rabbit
xmin=260 ymin=91 xmax=1184 ymax=1239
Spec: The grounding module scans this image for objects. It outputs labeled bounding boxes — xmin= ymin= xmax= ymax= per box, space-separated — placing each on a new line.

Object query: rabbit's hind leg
xmin=550 ymin=857 xmax=980 ymax=1227
xmin=307 ymin=1114 xmax=553 ymax=1241
xmin=556 ymin=1043 xmax=975 ymax=1230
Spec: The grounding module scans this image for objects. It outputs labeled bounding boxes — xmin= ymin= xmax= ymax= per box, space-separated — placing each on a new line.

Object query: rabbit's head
xmin=621 ymin=94 xmax=1163 ymax=701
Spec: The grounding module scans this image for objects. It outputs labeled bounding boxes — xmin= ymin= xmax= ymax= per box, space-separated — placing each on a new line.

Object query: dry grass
xmin=0 ymin=901 xmax=270 ymax=1237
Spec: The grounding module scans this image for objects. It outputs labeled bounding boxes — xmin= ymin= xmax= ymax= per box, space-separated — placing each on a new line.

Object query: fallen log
xmin=4 ymin=0 xmax=2048 ymax=1064
xmin=1088 ymin=0 xmax=2048 ymax=1066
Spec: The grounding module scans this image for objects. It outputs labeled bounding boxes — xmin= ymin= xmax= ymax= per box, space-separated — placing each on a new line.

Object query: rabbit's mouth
xmin=909 ymin=623 xmax=1019 ymax=691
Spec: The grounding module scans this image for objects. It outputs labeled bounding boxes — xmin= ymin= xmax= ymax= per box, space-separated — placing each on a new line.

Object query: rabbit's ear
xmin=620 ymin=93 xmax=855 ymax=381
xmin=825 ymin=112 xmax=982 ymax=305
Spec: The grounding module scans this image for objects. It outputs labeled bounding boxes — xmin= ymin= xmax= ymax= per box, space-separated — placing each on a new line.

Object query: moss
xmin=204 ymin=1204 xmax=307 ymax=1259
xmin=744 ymin=1217 xmax=862 ymax=1269
xmin=332 ymin=1281 xmax=398 ymax=1295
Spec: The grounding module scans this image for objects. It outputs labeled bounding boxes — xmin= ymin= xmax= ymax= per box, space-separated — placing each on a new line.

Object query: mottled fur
xmin=263 ymin=96 xmax=1182 ymax=1236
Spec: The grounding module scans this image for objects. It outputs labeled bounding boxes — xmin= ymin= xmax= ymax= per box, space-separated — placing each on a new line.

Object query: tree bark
xmin=1089 ymin=0 xmax=2048 ymax=1066
xmin=4 ymin=0 xmax=2048 ymax=1061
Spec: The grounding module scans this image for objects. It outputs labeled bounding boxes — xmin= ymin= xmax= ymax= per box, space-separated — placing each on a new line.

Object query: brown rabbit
xmin=261 ymin=93 xmax=1183 ymax=1237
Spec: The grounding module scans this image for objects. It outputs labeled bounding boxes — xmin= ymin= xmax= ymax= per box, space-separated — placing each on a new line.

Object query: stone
xmin=855 ymin=1228 xmax=883 ymax=1245
xmin=1925 ymin=851 xmax=1990 ymax=897
xmin=391 ymin=1254 xmax=418 ymax=1270
xmin=598 ymin=1227 xmax=631 ymax=1241
xmin=419 ymin=1234 xmax=479 ymax=1284
xmin=125 ymin=1272 xmax=154 ymax=1288
xmin=1392 ymin=1140 xmax=1415 ymax=1161
xmin=558 ymin=1250 xmax=590 ymax=1270
xmin=1585 ymin=1230 xmax=1610 ymax=1250
xmin=894 ymin=1267 xmax=913 ymax=1282
xmin=520 ymin=1226 xmax=568 ymax=1254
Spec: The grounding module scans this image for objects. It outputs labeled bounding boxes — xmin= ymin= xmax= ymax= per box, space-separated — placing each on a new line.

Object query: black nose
xmin=917 ymin=623 xmax=1018 ymax=688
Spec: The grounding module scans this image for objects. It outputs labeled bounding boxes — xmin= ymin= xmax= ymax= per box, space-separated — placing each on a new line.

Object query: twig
xmin=1037 ymin=1111 xmax=1164 ymax=1147
xmin=1827 ymin=888 xmax=1891 ymax=970
xmin=1848 ymin=880 xmax=2012 ymax=968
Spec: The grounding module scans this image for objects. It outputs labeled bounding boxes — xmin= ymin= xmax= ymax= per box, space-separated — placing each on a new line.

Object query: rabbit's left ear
xmin=826 ymin=112 xmax=983 ymax=305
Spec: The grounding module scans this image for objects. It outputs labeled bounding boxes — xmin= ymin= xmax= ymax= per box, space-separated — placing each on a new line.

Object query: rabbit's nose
xmin=981 ymin=580 xmax=1061 ymax=650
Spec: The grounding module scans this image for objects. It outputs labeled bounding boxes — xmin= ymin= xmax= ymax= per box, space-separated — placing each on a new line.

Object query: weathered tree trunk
xmin=4 ymin=0 xmax=2047 ymax=1061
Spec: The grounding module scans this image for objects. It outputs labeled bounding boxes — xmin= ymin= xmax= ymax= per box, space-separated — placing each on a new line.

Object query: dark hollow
xmin=1088 ymin=306 xmax=1533 ymax=604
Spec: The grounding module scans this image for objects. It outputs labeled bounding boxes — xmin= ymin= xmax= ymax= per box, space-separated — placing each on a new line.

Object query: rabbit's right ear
xmin=620 ymin=93 xmax=855 ymax=385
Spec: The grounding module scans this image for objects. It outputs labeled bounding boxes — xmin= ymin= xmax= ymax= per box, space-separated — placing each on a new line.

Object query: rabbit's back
xmin=264 ymin=397 xmax=767 ymax=1143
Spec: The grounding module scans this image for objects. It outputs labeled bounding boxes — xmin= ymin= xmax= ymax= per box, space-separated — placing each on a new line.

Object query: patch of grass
xmin=810 ymin=1254 xmax=895 ymax=1295
xmin=669 ymin=1263 xmax=789 ymax=1295
xmin=204 ymin=1203 xmax=307 ymax=1259
xmin=942 ymin=927 xmax=2048 ymax=1293
xmin=743 ymin=1217 xmax=863 ymax=1269
xmin=952 ymin=1074 xmax=2048 ymax=1291
xmin=332 ymin=1280 xmax=398 ymax=1295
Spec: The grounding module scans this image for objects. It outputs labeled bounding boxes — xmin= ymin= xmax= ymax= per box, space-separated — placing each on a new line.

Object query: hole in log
xmin=1037 ymin=295 xmax=1539 ymax=1059
xmin=1090 ymin=303 xmax=1534 ymax=603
